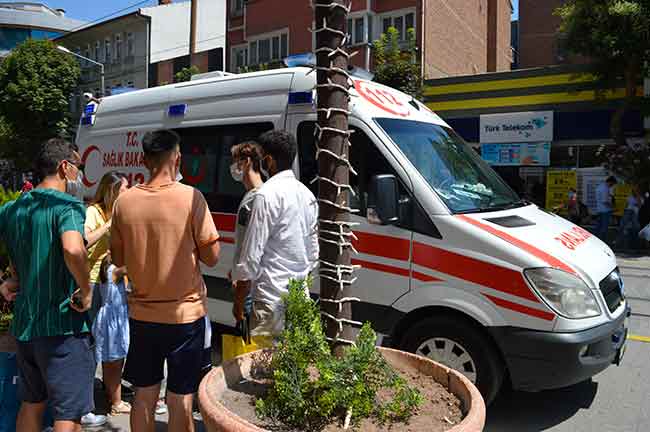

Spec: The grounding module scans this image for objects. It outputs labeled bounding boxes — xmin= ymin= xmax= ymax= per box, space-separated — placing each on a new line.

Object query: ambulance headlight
xmin=524 ymin=268 xmax=601 ymax=319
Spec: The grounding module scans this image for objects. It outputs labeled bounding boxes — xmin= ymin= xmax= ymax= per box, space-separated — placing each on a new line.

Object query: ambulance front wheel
xmin=400 ymin=315 xmax=505 ymax=405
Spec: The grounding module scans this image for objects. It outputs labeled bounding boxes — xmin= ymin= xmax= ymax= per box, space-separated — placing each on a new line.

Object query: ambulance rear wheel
xmin=400 ymin=315 xmax=505 ymax=405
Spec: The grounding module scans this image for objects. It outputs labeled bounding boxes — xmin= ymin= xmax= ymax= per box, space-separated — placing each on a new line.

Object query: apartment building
xmin=57 ymin=0 xmax=226 ymax=120
xmin=226 ymin=0 xmax=513 ymax=78
xmin=518 ymin=0 xmax=588 ymax=68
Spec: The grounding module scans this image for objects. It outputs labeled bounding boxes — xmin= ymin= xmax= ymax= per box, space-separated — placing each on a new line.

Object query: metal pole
xmin=99 ymin=63 xmax=105 ymax=97
xmin=57 ymin=46 xmax=105 ymax=97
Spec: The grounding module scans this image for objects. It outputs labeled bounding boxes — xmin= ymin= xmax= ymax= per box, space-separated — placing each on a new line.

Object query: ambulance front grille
xmin=599 ymin=269 xmax=624 ymax=313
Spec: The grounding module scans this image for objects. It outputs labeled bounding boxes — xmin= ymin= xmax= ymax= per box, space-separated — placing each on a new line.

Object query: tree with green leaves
xmin=556 ymin=0 xmax=650 ymax=147
xmin=174 ymin=65 xmax=200 ymax=83
xmin=372 ymin=27 xmax=422 ymax=99
xmin=0 ymin=39 xmax=80 ymax=169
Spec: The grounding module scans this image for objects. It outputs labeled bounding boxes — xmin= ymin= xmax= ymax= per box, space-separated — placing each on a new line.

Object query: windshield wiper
xmin=454 ymin=199 xmax=530 ymax=215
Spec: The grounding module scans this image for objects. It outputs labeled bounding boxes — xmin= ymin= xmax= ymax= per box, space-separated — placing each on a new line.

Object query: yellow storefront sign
xmin=546 ymin=170 xmax=577 ymax=214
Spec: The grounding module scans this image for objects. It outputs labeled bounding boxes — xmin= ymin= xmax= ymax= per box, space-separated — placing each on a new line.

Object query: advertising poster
xmin=481 ymin=142 xmax=551 ymax=166
xmin=545 ymin=170 xmax=577 ymax=213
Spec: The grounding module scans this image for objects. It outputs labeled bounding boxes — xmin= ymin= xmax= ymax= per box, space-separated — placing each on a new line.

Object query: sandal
xmin=110 ymin=401 xmax=132 ymax=415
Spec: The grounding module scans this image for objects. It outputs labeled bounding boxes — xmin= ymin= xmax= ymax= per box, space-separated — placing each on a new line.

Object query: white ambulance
xmin=76 ymin=67 xmax=629 ymax=403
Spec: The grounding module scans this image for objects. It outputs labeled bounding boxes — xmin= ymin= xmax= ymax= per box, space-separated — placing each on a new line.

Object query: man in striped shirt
xmin=0 ymin=138 xmax=94 ymax=432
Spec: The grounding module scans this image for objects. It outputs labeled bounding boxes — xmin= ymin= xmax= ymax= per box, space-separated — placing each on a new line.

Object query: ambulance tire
xmin=400 ymin=315 xmax=505 ymax=405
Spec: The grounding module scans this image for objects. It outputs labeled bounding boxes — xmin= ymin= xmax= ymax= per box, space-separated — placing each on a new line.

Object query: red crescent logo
xmin=81 ymin=145 xmax=100 ymax=187
xmin=354 ymin=80 xmax=410 ymax=117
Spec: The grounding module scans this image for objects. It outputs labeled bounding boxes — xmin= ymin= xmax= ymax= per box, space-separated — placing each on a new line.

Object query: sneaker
xmin=80 ymin=413 xmax=108 ymax=427
xmin=155 ymin=400 xmax=168 ymax=415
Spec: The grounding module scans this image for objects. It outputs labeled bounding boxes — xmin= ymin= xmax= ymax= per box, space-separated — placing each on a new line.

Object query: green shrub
xmin=255 ymin=278 xmax=422 ymax=430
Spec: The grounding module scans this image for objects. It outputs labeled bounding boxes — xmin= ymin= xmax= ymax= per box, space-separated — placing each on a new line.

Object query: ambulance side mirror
xmin=368 ymin=174 xmax=399 ymax=225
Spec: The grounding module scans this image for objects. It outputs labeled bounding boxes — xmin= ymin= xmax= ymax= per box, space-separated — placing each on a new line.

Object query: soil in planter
xmin=219 ymin=360 xmax=464 ymax=432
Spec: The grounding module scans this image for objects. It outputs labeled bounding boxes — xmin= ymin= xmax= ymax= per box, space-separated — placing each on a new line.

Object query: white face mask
xmin=175 ymin=169 xmax=183 ymax=183
xmin=230 ymin=162 xmax=243 ymax=183
xmin=65 ymin=171 xmax=85 ymax=200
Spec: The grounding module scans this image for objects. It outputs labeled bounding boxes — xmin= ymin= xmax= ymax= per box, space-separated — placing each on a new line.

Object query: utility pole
xmin=189 ymin=0 xmax=198 ymax=65
xmin=314 ymin=0 xmax=358 ymax=355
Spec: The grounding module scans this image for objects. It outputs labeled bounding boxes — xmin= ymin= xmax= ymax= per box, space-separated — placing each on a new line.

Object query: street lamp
xmin=57 ymin=45 xmax=105 ymax=97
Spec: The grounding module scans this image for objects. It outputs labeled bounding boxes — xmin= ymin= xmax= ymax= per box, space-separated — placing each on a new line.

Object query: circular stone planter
xmin=199 ymin=347 xmax=486 ymax=432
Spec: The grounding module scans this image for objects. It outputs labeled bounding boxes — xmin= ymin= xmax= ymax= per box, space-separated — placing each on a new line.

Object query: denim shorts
xmin=16 ymin=334 xmax=95 ymax=421
xmin=123 ymin=316 xmax=212 ymax=395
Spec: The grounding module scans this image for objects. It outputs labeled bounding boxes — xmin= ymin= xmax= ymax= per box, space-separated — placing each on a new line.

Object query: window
xmin=114 ymin=33 xmax=122 ymax=62
xmin=258 ymin=39 xmax=271 ymax=63
xmin=297 ymin=121 xmax=439 ymax=237
xmin=174 ymin=123 xmax=275 ymax=213
xmin=95 ymin=41 xmax=102 ymax=62
xmin=272 ymin=36 xmax=280 ymax=60
xmin=231 ymin=0 xmax=244 ymax=17
xmin=104 ymin=38 xmax=111 ymax=64
xmin=231 ymin=45 xmax=248 ymax=72
xmin=249 ymin=41 xmax=257 ymax=65
xmin=375 ymin=118 xmax=521 ymax=214
xmin=379 ymin=10 xmax=416 ymax=41
xmin=280 ymin=34 xmax=288 ymax=58
xmin=248 ymin=31 xmax=288 ymax=66
xmin=346 ymin=15 xmax=368 ymax=45
xmin=126 ymin=32 xmax=135 ymax=57
xmin=84 ymin=44 xmax=91 ymax=65
xmin=208 ymin=47 xmax=224 ymax=72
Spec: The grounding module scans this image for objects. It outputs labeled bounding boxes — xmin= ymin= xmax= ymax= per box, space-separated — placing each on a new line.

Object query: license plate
xmin=613 ymin=320 xmax=629 ymax=366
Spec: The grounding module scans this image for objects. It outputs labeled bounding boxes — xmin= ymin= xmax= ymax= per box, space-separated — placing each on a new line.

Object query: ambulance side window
xmin=174 ymin=122 xmax=273 ymax=214
xmin=297 ymin=121 xmax=440 ymax=238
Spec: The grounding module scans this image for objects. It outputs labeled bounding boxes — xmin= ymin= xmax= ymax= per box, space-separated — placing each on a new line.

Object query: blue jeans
xmin=595 ymin=211 xmax=612 ymax=243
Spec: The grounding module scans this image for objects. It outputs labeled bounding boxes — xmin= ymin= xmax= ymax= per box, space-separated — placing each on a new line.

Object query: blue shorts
xmin=16 ymin=334 xmax=95 ymax=421
xmin=123 ymin=316 xmax=212 ymax=395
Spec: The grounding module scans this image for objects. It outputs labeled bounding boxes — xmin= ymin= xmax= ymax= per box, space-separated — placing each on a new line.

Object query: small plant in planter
xmin=255 ymin=279 xmax=423 ymax=430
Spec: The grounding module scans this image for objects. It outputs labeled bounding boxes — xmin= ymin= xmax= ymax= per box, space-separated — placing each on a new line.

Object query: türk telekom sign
xmin=480 ymin=111 xmax=554 ymax=143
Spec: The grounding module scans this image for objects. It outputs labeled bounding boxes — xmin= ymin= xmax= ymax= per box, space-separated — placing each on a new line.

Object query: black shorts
xmin=123 ymin=316 xmax=212 ymax=395
xmin=16 ymin=334 xmax=95 ymax=421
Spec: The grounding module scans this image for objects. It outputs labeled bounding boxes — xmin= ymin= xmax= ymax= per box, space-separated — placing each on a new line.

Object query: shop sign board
xmin=480 ymin=111 xmax=554 ymax=143
xmin=545 ymin=170 xmax=577 ymax=213
xmin=481 ymin=142 xmax=551 ymax=166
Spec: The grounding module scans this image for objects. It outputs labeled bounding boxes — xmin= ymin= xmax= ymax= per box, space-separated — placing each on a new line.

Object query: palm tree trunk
xmin=314 ymin=0 xmax=356 ymax=355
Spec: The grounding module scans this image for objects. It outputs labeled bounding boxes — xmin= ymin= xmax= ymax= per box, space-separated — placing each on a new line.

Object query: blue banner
xmin=481 ymin=142 xmax=551 ymax=166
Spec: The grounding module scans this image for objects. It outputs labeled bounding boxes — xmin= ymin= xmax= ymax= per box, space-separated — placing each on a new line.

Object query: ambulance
xmin=76 ymin=66 xmax=629 ymax=403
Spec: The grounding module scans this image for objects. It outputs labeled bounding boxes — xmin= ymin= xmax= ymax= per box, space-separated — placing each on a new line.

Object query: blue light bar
xmin=283 ymin=53 xmax=316 ymax=68
xmin=288 ymin=91 xmax=313 ymax=105
xmin=81 ymin=115 xmax=95 ymax=126
xmin=168 ymin=104 xmax=187 ymax=117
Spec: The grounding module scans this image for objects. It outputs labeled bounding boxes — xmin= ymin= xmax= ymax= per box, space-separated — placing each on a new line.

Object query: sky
xmin=11 ymin=0 xmax=164 ymax=22
xmin=12 ymin=0 xmax=519 ymax=23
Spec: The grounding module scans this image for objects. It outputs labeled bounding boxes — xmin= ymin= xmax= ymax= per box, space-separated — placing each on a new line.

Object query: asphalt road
xmin=99 ymin=256 xmax=650 ymax=432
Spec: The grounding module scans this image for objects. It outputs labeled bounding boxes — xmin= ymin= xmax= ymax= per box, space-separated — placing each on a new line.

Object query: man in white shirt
xmin=594 ymin=176 xmax=617 ymax=242
xmin=232 ymin=130 xmax=319 ymax=337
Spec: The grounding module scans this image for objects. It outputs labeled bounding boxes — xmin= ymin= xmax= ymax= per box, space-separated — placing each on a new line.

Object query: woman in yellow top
xmin=84 ymin=171 xmax=129 ymax=419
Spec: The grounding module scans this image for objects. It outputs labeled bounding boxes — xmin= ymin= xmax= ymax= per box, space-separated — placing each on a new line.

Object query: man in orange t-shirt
xmin=111 ymin=129 xmax=220 ymax=432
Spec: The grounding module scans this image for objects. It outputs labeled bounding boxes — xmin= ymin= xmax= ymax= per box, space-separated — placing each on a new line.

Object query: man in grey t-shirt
xmin=229 ymin=141 xmax=265 ymax=322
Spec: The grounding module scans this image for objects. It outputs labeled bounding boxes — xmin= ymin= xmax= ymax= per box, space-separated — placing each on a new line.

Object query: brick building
xmin=518 ymin=0 xmax=585 ymax=68
xmin=226 ymin=0 xmax=513 ymax=78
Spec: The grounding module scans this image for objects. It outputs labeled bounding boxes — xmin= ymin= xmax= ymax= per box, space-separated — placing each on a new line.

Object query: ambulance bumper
xmin=489 ymin=305 xmax=630 ymax=392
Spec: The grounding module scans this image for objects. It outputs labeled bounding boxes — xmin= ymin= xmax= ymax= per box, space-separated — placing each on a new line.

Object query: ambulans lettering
xmin=554 ymin=226 xmax=592 ymax=250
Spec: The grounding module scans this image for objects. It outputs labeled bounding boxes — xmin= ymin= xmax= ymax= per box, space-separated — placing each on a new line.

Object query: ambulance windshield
xmin=376 ymin=118 xmax=523 ymax=214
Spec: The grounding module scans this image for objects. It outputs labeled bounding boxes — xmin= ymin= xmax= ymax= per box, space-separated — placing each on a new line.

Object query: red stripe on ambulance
xmin=482 ymin=294 xmax=555 ymax=321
